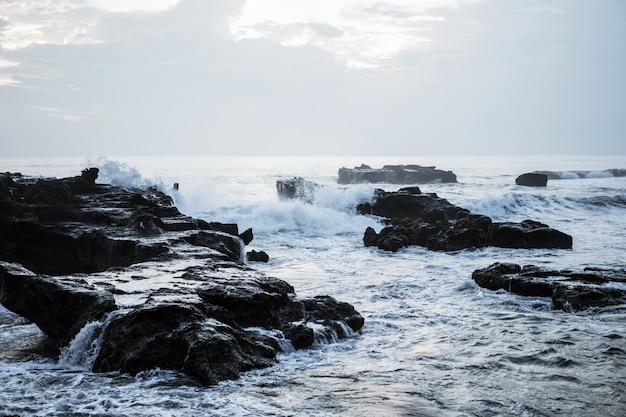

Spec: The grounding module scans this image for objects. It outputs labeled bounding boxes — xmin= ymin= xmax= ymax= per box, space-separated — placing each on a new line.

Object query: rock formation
xmin=515 ymin=173 xmax=548 ymax=187
xmin=0 ymin=170 xmax=364 ymax=385
xmin=472 ymin=262 xmax=626 ymax=311
xmin=338 ymin=164 xmax=457 ymax=184
xmin=359 ymin=187 xmax=572 ymax=252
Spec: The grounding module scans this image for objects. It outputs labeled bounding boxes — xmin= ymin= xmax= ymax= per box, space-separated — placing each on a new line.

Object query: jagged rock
xmin=515 ymin=173 xmax=548 ymax=186
xmin=0 ymin=262 xmax=117 ymax=346
xmin=360 ymin=188 xmax=572 ymax=252
xmin=0 ymin=171 xmax=364 ymax=386
xmin=276 ymin=177 xmax=320 ymax=203
xmin=246 ymin=249 xmax=269 ymax=262
xmin=472 ymin=263 xmax=626 ymax=311
xmin=357 ymin=187 xmax=468 ymax=222
xmin=338 ymin=164 xmax=457 ymax=184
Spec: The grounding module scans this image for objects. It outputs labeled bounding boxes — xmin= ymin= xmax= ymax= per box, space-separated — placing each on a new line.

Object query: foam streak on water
xmin=0 ymin=155 xmax=625 ymax=416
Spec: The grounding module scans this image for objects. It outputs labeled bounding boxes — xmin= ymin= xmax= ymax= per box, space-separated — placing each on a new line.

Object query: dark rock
xmin=276 ymin=177 xmax=320 ymax=203
xmin=239 ymin=228 xmax=254 ymax=245
xmin=359 ymin=187 xmax=572 ymax=252
xmin=92 ymin=303 xmax=277 ymax=386
xmin=472 ymin=263 xmax=626 ymax=311
xmin=246 ymin=250 xmax=269 ymax=262
xmin=0 ymin=171 xmax=364 ymax=386
xmin=338 ymin=164 xmax=457 ymax=184
xmin=489 ymin=220 xmax=572 ymax=249
xmin=81 ymin=167 xmax=99 ymax=184
xmin=356 ymin=187 xmax=467 ymax=222
xmin=515 ymin=173 xmax=548 ymax=186
xmin=0 ymin=261 xmax=117 ymax=345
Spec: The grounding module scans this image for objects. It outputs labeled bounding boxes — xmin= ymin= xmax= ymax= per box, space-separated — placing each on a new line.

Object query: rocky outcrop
xmin=472 ymin=262 xmax=626 ymax=311
xmin=338 ymin=164 xmax=457 ymax=184
xmin=0 ymin=170 xmax=364 ymax=385
xmin=515 ymin=173 xmax=548 ymax=187
xmin=360 ymin=187 xmax=572 ymax=252
xmin=276 ymin=177 xmax=320 ymax=203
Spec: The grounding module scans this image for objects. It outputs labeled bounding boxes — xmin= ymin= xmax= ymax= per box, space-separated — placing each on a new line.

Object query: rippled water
xmin=1 ymin=155 xmax=625 ymax=416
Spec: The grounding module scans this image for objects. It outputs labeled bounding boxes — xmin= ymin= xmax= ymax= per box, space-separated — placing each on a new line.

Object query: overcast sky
xmin=1 ymin=0 xmax=625 ymax=157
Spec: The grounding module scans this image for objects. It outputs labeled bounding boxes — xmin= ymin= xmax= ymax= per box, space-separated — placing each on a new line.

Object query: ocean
xmin=1 ymin=155 xmax=625 ymax=417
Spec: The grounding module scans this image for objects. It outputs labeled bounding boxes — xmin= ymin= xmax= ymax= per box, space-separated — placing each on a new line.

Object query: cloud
xmin=0 ymin=0 xmax=625 ymax=157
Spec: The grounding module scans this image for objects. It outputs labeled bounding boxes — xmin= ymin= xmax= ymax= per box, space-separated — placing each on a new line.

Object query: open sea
xmin=1 ymin=155 xmax=625 ymax=417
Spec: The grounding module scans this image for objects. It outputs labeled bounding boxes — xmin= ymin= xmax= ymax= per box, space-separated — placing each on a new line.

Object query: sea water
xmin=0 ymin=155 xmax=625 ymax=416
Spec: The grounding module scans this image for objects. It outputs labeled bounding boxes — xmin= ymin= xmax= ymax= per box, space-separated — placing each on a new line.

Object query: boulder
xmin=276 ymin=177 xmax=320 ymax=203
xmin=338 ymin=164 xmax=457 ymax=184
xmin=472 ymin=263 xmax=626 ymax=311
xmin=359 ymin=188 xmax=572 ymax=252
xmin=515 ymin=173 xmax=548 ymax=186
xmin=0 ymin=171 xmax=364 ymax=386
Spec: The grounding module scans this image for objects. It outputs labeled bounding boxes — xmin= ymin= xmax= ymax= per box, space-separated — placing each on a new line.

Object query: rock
xmin=0 ymin=261 xmax=117 ymax=346
xmin=246 ymin=250 xmax=269 ymax=262
xmin=0 ymin=171 xmax=364 ymax=386
xmin=515 ymin=173 xmax=548 ymax=186
xmin=338 ymin=164 xmax=457 ymax=184
xmin=356 ymin=187 xmax=468 ymax=222
xmin=276 ymin=177 xmax=320 ymax=203
xmin=472 ymin=263 xmax=626 ymax=311
xmin=358 ymin=188 xmax=572 ymax=252
xmin=489 ymin=220 xmax=573 ymax=249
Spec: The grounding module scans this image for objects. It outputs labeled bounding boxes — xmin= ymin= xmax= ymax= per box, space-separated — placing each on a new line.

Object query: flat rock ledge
xmin=359 ymin=187 xmax=572 ymax=252
xmin=0 ymin=170 xmax=364 ymax=385
xmin=472 ymin=262 xmax=626 ymax=312
xmin=338 ymin=164 xmax=457 ymax=184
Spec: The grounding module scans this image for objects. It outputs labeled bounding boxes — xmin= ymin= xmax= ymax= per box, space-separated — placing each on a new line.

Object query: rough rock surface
xmin=338 ymin=164 xmax=457 ymax=184
xmin=472 ymin=262 xmax=626 ymax=311
xmin=515 ymin=173 xmax=548 ymax=187
xmin=0 ymin=170 xmax=364 ymax=385
xmin=359 ymin=187 xmax=572 ymax=252
xmin=276 ymin=177 xmax=320 ymax=203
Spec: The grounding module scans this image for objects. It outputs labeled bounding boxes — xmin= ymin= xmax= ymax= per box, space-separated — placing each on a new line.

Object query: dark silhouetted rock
xmin=515 ymin=173 xmax=548 ymax=186
xmin=358 ymin=188 xmax=572 ymax=252
xmin=246 ymin=250 xmax=269 ymax=262
xmin=338 ymin=164 xmax=457 ymax=184
xmin=472 ymin=262 xmax=626 ymax=311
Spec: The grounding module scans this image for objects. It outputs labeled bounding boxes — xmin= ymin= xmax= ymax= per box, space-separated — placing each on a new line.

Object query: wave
xmin=533 ymin=169 xmax=626 ymax=179
xmin=464 ymin=192 xmax=626 ymax=220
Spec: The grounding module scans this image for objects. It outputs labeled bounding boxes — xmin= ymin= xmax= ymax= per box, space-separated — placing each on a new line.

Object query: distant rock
xmin=359 ymin=187 xmax=572 ymax=252
xmin=338 ymin=164 xmax=457 ymax=184
xmin=515 ymin=173 xmax=548 ymax=187
xmin=472 ymin=262 xmax=626 ymax=311
xmin=0 ymin=170 xmax=364 ymax=385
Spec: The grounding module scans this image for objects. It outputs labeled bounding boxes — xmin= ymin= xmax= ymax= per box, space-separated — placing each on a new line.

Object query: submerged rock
xmin=472 ymin=262 xmax=626 ymax=311
xmin=338 ymin=164 xmax=457 ymax=184
xmin=0 ymin=171 xmax=364 ymax=385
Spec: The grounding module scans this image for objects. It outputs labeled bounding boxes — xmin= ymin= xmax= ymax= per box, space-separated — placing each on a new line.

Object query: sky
xmin=1 ymin=0 xmax=625 ymax=156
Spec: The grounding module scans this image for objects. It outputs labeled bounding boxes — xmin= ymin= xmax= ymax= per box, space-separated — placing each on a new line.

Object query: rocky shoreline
xmin=0 ymin=169 xmax=364 ymax=385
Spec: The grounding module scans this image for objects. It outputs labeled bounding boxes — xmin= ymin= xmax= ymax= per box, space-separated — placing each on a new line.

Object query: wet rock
xmin=246 ymin=249 xmax=269 ymax=262
xmin=515 ymin=173 xmax=548 ymax=186
xmin=338 ymin=164 xmax=457 ymax=184
xmin=472 ymin=263 xmax=626 ymax=311
xmin=0 ymin=261 xmax=117 ymax=346
xmin=359 ymin=188 xmax=572 ymax=252
xmin=0 ymin=171 xmax=364 ymax=386
xmin=276 ymin=177 xmax=320 ymax=203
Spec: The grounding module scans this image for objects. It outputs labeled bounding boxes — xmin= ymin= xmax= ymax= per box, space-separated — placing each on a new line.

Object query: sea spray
xmin=59 ymin=313 xmax=114 ymax=370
